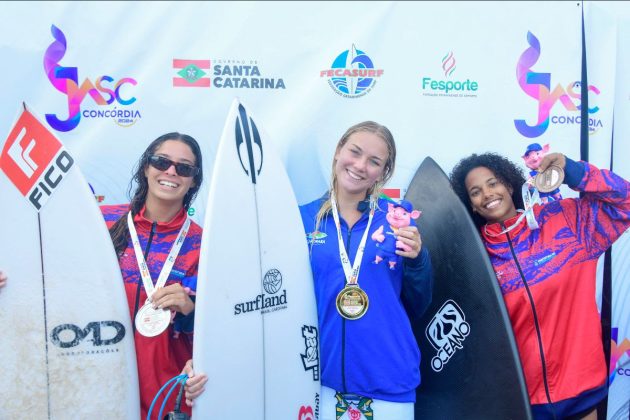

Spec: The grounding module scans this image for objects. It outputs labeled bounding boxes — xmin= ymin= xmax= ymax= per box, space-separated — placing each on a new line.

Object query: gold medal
xmin=135 ymin=302 xmax=171 ymax=337
xmin=535 ymin=165 xmax=564 ymax=193
xmin=336 ymin=285 xmax=369 ymax=320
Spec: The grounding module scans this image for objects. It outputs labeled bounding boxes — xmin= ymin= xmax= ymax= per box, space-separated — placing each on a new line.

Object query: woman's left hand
xmin=396 ymin=226 xmax=422 ymax=259
xmin=537 ymin=153 xmax=567 ymax=172
xmin=151 ymin=283 xmax=195 ymax=315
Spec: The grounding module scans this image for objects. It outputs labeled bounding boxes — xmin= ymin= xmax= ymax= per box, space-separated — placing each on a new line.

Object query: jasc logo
xmin=43 ymin=25 xmax=141 ymax=132
xmin=514 ymin=31 xmax=602 ymax=138
xmin=320 ymin=44 xmax=383 ymax=98
xmin=0 ymin=108 xmax=74 ymax=210
xmin=425 ymin=300 xmax=470 ymax=372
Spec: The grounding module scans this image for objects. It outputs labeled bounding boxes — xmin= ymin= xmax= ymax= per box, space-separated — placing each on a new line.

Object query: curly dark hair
xmin=449 ymin=153 xmax=526 ymax=228
xmin=108 ymin=132 xmax=203 ymax=257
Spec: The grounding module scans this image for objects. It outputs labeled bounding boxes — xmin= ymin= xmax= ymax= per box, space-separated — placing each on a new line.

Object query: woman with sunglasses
xmin=449 ymin=152 xmax=630 ymax=420
xmin=102 ymin=132 xmax=208 ymax=418
xmin=299 ymin=121 xmax=433 ymax=419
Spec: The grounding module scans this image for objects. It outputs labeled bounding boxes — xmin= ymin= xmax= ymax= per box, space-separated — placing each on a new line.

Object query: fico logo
xmin=421 ymin=51 xmax=479 ymax=98
xmin=0 ymin=108 xmax=74 ymax=210
xmin=43 ymin=25 xmax=141 ymax=132
xmin=320 ymin=44 xmax=383 ymax=98
xmin=514 ymin=31 xmax=602 ymax=138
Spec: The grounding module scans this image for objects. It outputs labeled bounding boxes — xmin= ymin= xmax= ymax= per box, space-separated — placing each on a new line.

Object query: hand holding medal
xmin=534 ymin=153 xmax=566 ymax=193
xmin=128 ymin=212 xmax=192 ymax=337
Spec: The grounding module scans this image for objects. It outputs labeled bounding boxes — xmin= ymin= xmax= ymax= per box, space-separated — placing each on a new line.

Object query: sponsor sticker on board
xmin=0 ymin=107 xmax=74 ymax=211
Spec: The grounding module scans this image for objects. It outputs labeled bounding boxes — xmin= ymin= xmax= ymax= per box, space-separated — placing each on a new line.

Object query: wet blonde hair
xmin=314 ymin=121 xmax=396 ymax=233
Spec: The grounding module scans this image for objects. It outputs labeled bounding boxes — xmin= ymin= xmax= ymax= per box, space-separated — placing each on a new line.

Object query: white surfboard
xmin=0 ymin=106 xmax=139 ymax=419
xmin=193 ymin=99 xmax=320 ymax=419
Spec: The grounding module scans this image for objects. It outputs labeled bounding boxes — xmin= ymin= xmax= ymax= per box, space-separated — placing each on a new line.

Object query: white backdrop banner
xmin=3 ymin=1 xmax=628 ymax=416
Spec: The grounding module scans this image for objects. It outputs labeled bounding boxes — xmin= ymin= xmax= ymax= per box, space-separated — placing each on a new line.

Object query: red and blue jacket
xmin=101 ymin=204 xmax=202 ymax=419
xmin=481 ymin=159 xmax=630 ymax=418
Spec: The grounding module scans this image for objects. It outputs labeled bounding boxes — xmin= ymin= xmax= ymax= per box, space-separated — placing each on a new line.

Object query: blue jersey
xmin=300 ymin=196 xmax=433 ymax=402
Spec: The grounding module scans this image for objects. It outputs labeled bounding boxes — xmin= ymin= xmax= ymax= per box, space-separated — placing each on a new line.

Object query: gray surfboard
xmin=405 ymin=157 xmax=531 ymax=420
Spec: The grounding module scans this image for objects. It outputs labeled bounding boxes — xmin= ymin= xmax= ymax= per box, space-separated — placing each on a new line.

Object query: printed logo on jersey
xmin=306 ymin=231 xmax=327 ymax=245
xmin=0 ymin=108 xmax=74 ymax=210
xmin=301 ymin=325 xmax=320 ymax=380
xmin=533 ymin=252 xmax=556 ymax=267
xmin=51 ymin=320 xmax=126 ymax=357
xmin=426 ymin=300 xmax=470 ymax=372
xmin=43 ymin=25 xmax=141 ymax=132
xmin=234 ymin=268 xmax=288 ymax=315
xmin=421 ymin=51 xmax=479 ymax=98
xmin=173 ymin=59 xmax=211 ymax=87
xmin=514 ymin=31 xmax=602 ymax=138
xmin=320 ymin=44 xmax=383 ymax=98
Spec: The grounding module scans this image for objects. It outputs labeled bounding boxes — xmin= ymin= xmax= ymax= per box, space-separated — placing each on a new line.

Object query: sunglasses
xmin=148 ymin=155 xmax=199 ymax=177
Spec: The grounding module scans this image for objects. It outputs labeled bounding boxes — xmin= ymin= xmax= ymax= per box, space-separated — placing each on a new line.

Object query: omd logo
xmin=50 ymin=321 xmax=126 ymax=349
xmin=425 ymin=300 xmax=470 ymax=372
xmin=0 ymin=108 xmax=74 ymax=210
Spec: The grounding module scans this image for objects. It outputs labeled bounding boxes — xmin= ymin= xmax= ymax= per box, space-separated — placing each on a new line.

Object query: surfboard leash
xmin=147 ymin=373 xmax=190 ymax=420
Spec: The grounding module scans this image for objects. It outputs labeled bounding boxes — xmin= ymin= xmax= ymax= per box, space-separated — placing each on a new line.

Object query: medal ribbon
xmin=330 ymin=193 xmax=374 ymax=286
xmin=484 ymin=182 xmax=540 ymax=237
xmin=127 ymin=212 xmax=191 ymax=301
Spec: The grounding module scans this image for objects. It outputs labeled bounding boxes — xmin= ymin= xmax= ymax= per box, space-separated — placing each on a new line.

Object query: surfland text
xmin=234 ymin=290 xmax=287 ymax=315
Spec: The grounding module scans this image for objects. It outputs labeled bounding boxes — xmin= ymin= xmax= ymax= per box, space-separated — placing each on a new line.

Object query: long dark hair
xmin=449 ymin=152 xmax=526 ymax=228
xmin=109 ymin=132 xmax=204 ymax=257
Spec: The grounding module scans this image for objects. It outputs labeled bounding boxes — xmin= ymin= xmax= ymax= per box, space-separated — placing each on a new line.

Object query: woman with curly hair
xmin=450 ymin=152 xmax=630 ymax=420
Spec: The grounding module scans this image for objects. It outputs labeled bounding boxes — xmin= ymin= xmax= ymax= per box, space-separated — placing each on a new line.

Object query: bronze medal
xmin=535 ymin=165 xmax=564 ymax=193
xmin=336 ymin=285 xmax=369 ymax=320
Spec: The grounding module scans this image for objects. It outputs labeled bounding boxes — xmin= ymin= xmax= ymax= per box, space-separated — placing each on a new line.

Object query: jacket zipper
xmin=505 ymin=229 xmax=553 ymax=407
xmin=132 ymin=220 xmax=157 ymax=334
xmin=341 ymin=224 xmax=353 ymax=393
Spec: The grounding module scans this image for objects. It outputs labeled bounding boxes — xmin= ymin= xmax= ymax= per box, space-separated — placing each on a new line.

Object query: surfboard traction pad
xmin=405 ymin=157 xmax=532 ymax=420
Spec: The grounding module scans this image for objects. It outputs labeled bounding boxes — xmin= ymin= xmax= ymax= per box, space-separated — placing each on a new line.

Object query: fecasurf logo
xmin=514 ymin=31 xmax=602 ymax=138
xmin=426 ymin=300 xmax=470 ymax=372
xmin=172 ymin=58 xmax=285 ymax=89
xmin=320 ymin=44 xmax=383 ymax=98
xmin=234 ymin=268 xmax=288 ymax=315
xmin=0 ymin=108 xmax=74 ymax=210
xmin=43 ymin=25 xmax=141 ymax=132
xmin=421 ymin=51 xmax=479 ymax=98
